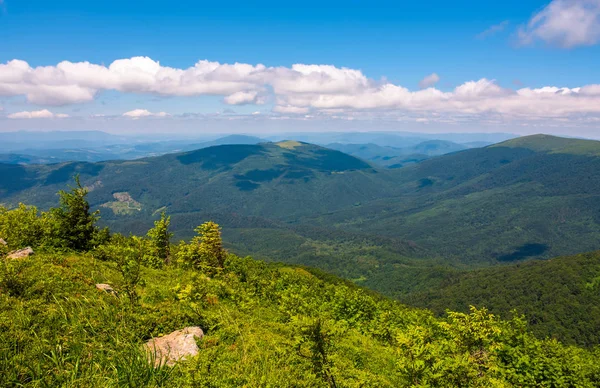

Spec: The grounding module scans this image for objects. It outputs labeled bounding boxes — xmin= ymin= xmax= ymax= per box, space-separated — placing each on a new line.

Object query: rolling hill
xmin=307 ymin=134 xmax=600 ymax=265
xmin=0 ymin=140 xmax=395 ymax=220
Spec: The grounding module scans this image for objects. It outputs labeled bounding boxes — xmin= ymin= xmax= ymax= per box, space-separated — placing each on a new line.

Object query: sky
xmin=1 ymin=0 xmax=600 ymax=137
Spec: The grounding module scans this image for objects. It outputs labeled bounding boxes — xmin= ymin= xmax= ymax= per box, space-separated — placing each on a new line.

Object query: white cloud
xmin=418 ymin=73 xmax=440 ymax=89
xmin=0 ymin=57 xmax=266 ymax=105
xmin=7 ymin=109 xmax=69 ymax=119
xmin=2 ymin=56 xmax=600 ymax=125
xmin=269 ymin=64 xmax=371 ymax=94
xmin=224 ymin=90 xmax=263 ymax=105
xmin=476 ymin=21 xmax=510 ymax=39
xmin=122 ymin=109 xmax=169 ymax=118
xmin=518 ymin=0 xmax=600 ymax=48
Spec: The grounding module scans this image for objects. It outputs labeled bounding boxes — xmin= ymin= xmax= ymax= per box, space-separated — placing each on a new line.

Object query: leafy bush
xmin=0 ymin=204 xmax=52 ymax=249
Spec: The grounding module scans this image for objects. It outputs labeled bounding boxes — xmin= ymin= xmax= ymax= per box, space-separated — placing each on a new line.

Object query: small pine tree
xmin=178 ymin=221 xmax=226 ymax=275
xmin=146 ymin=211 xmax=173 ymax=268
xmin=51 ymin=175 xmax=100 ymax=251
xmin=195 ymin=221 xmax=226 ymax=270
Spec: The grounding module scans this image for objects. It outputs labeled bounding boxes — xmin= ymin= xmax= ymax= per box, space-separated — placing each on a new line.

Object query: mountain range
xmin=0 ymin=130 xmax=512 ymax=166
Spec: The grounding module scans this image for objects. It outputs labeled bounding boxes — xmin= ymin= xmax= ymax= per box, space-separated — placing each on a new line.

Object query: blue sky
xmin=1 ymin=0 xmax=600 ymax=136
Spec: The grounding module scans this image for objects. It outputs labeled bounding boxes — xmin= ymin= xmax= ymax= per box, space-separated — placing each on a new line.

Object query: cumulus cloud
xmin=224 ymin=91 xmax=263 ymax=105
xmin=122 ymin=109 xmax=169 ymax=118
xmin=477 ymin=21 xmax=510 ymax=39
xmin=418 ymin=73 xmax=440 ymax=89
xmin=2 ymin=56 xmax=600 ymax=124
xmin=0 ymin=57 xmax=266 ymax=105
xmin=7 ymin=109 xmax=69 ymax=119
xmin=518 ymin=0 xmax=600 ymax=48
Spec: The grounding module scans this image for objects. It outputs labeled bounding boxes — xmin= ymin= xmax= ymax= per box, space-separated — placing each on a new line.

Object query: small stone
xmin=145 ymin=327 xmax=204 ymax=367
xmin=7 ymin=247 xmax=34 ymax=259
xmin=0 ymin=238 xmax=7 ymax=246
xmin=95 ymin=283 xmax=118 ymax=297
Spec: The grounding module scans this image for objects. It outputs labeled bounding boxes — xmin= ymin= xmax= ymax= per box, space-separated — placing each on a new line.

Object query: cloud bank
xmin=2 ymin=56 xmax=600 ymax=125
xmin=7 ymin=109 xmax=69 ymax=119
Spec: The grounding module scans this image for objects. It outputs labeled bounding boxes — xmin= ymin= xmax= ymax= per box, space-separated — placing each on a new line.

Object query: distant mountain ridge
xmin=0 ymin=134 xmax=266 ymax=164
xmin=327 ymin=140 xmax=473 ymax=167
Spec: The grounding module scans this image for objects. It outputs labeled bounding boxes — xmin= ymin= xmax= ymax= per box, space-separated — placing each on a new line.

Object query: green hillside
xmin=2 ymin=188 xmax=599 ymax=387
xmin=0 ymin=141 xmax=391 ymax=221
xmin=493 ymin=134 xmax=600 ymax=155
xmin=404 ymin=250 xmax=600 ymax=347
xmin=311 ymin=134 xmax=600 ymax=265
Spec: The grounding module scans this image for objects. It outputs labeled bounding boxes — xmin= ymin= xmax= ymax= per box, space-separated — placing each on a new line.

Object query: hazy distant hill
xmin=0 ymin=131 xmax=129 ymax=151
xmin=266 ymin=131 xmax=515 ymax=148
xmin=0 ymin=134 xmax=266 ymax=164
xmin=327 ymin=140 xmax=472 ymax=167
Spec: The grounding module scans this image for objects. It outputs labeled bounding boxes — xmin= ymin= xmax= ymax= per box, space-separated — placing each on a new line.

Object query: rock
xmin=145 ymin=327 xmax=204 ymax=367
xmin=7 ymin=247 xmax=34 ymax=259
xmin=95 ymin=283 xmax=118 ymax=297
xmin=0 ymin=238 xmax=6 ymax=246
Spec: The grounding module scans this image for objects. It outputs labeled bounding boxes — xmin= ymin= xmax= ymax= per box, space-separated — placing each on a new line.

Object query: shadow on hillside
xmin=497 ymin=243 xmax=549 ymax=262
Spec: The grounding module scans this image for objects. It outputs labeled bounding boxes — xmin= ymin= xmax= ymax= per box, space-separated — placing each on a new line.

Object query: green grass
xmin=3 ymin=250 xmax=600 ymax=387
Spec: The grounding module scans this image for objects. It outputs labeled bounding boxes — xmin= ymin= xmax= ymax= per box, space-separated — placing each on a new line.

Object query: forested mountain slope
xmin=310 ymin=134 xmax=600 ymax=264
xmin=0 ymin=141 xmax=395 ymax=222
xmin=404 ymin=250 xmax=600 ymax=347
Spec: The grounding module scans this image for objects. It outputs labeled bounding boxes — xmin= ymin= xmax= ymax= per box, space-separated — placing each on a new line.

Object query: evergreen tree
xmin=146 ymin=211 xmax=173 ymax=267
xmin=195 ymin=221 xmax=226 ymax=270
xmin=178 ymin=221 xmax=226 ymax=274
xmin=51 ymin=175 xmax=99 ymax=251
